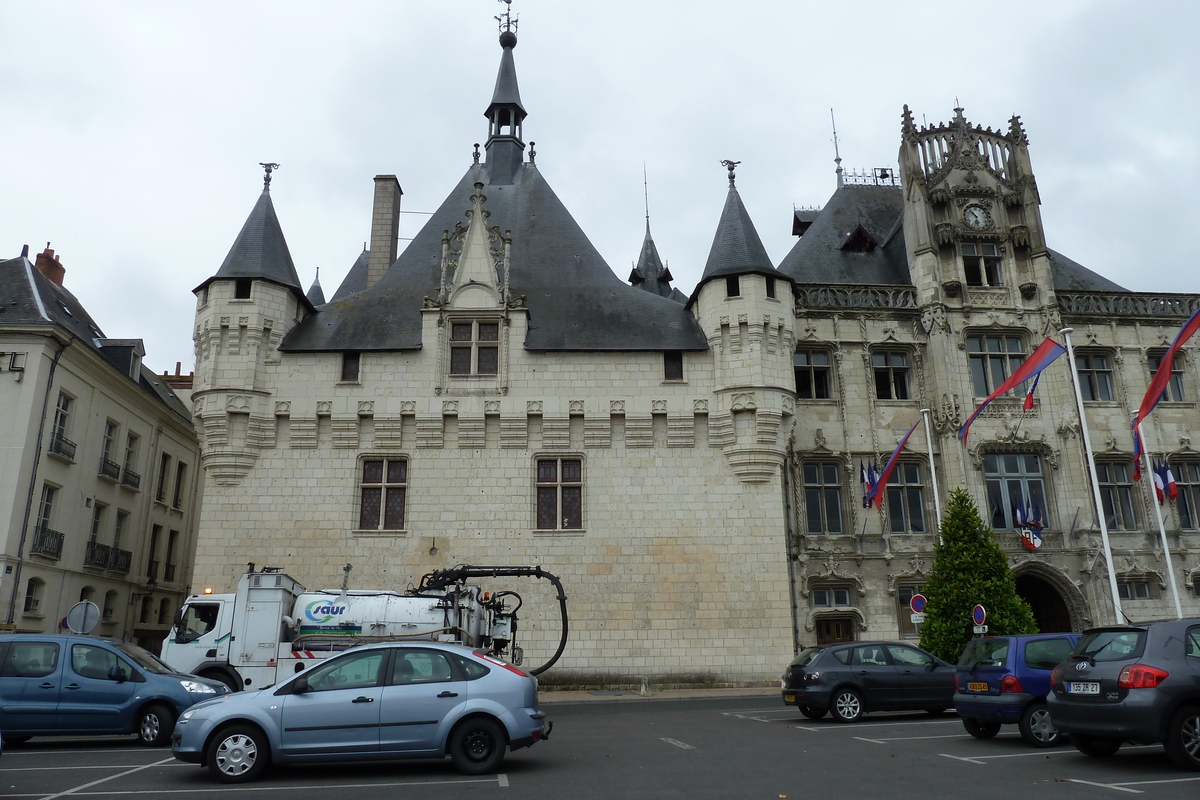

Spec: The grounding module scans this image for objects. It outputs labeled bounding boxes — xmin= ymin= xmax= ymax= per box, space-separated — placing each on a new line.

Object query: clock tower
xmin=897 ymin=106 xmax=1052 ymax=312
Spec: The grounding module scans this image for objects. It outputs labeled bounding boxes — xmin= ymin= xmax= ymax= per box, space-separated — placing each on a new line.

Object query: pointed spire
xmin=306 ymin=267 xmax=325 ymax=306
xmin=628 ymin=223 xmax=675 ymax=298
xmin=210 ymin=182 xmax=302 ymax=292
xmin=700 ymin=162 xmax=778 ymax=282
xmin=484 ymin=4 xmax=527 ymax=184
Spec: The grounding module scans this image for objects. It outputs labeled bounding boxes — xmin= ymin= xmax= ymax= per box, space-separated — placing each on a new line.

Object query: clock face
xmin=963 ymin=205 xmax=992 ymax=230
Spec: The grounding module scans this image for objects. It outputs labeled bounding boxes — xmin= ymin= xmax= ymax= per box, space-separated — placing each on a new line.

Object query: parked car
xmin=1048 ymin=619 xmax=1200 ymax=769
xmin=954 ymin=633 xmax=1080 ymax=747
xmin=781 ymin=641 xmax=954 ymax=722
xmin=171 ymin=641 xmax=551 ymax=782
xmin=0 ymin=634 xmax=226 ymax=746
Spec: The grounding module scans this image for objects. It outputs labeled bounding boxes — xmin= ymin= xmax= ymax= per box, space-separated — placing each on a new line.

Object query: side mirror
xmin=109 ymin=665 xmax=130 ymax=683
xmin=291 ymin=675 xmax=310 ymax=694
xmin=172 ymin=607 xmax=185 ymax=629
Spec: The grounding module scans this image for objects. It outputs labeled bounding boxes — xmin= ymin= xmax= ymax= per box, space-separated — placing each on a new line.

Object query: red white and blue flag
xmin=1015 ymin=498 xmax=1045 ymax=550
xmin=959 ymin=337 xmax=1067 ymax=443
xmin=1152 ymin=459 xmax=1178 ymax=505
xmin=860 ymin=459 xmax=880 ymax=509
xmin=865 ymin=419 xmax=921 ymax=511
xmin=1023 ymin=372 xmax=1042 ymax=412
xmin=1132 ymin=306 xmax=1200 ymax=477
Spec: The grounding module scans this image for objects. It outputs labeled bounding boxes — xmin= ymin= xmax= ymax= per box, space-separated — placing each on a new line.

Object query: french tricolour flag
xmin=960 ymin=337 xmax=1067 ymax=443
xmin=1133 ymin=306 xmax=1200 ymax=475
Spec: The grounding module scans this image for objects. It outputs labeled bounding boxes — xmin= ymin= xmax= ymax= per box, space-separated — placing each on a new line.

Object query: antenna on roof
xmin=831 ymin=109 xmax=844 ymax=189
xmin=643 ymin=163 xmax=650 ymax=229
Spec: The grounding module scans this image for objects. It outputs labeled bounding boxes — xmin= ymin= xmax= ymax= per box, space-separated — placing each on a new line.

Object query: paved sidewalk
xmin=540 ymin=685 xmax=778 ymax=704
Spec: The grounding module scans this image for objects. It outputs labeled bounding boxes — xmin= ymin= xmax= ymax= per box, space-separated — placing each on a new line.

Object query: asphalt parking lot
xmin=3 ymin=695 xmax=1200 ymax=799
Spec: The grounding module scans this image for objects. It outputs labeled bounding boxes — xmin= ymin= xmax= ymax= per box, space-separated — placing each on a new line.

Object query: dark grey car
xmin=1047 ymin=619 xmax=1200 ymax=769
xmin=781 ymin=641 xmax=954 ymax=722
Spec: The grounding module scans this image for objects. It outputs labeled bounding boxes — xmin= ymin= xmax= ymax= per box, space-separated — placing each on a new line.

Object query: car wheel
xmin=1 ymin=735 xmax=32 ymax=746
xmin=1165 ymin=705 xmax=1200 ymax=771
xmin=1018 ymin=702 xmax=1062 ymax=748
xmin=830 ymin=688 xmax=863 ymax=723
xmin=925 ymin=707 xmax=947 ymax=716
xmin=207 ymin=724 xmax=269 ymax=783
xmin=137 ymin=703 xmax=176 ymax=747
xmin=799 ymin=706 xmax=827 ymax=720
xmin=1072 ymin=734 xmax=1122 ymax=758
xmin=962 ymin=718 xmax=1001 ymax=739
xmin=449 ymin=717 xmax=507 ymax=775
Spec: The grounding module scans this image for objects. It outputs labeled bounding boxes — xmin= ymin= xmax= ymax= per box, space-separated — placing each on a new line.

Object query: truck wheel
xmin=1072 ymin=734 xmax=1121 ymax=757
xmin=1018 ymin=702 xmax=1062 ymax=747
xmin=830 ymin=688 xmax=863 ymax=722
xmin=449 ymin=717 xmax=506 ymax=775
xmin=200 ymin=670 xmax=240 ymax=693
xmin=1165 ymin=705 xmax=1200 ymax=770
xmin=799 ymin=706 xmax=827 ymax=720
xmin=962 ymin=718 xmax=1001 ymax=739
xmin=137 ymin=703 xmax=176 ymax=747
xmin=207 ymin=724 xmax=269 ymax=783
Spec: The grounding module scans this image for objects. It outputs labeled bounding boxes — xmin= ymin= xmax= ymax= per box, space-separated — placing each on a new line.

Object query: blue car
xmin=0 ymin=634 xmax=225 ymax=746
xmin=171 ymin=641 xmax=551 ymax=782
xmin=954 ymin=633 xmax=1080 ymax=747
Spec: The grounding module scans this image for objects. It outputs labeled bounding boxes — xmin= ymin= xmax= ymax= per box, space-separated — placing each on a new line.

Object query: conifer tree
xmin=918 ymin=488 xmax=1037 ymax=662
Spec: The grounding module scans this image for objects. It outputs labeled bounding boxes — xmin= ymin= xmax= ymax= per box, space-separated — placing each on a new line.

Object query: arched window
xmin=23 ymin=578 xmax=45 ymax=614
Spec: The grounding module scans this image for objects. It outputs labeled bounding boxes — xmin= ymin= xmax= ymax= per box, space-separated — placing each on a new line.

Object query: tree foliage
xmin=918 ymin=488 xmax=1037 ymax=662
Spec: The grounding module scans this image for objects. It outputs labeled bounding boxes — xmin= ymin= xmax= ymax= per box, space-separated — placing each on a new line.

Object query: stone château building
xmin=187 ymin=23 xmax=1200 ymax=686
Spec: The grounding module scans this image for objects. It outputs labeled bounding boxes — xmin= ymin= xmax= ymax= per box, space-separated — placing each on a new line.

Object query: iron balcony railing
xmin=84 ymin=540 xmax=113 ymax=569
xmin=121 ymin=469 xmax=141 ymax=490
xmin=31 ymin=525 xmax=65 ymax=560
xmin=109 ymin=548 xmax=132 ymax=574
xmin=99 ymin=458 xmax=121 ymax=481
xmin=48 ymin=433 xmax=77 ymax=461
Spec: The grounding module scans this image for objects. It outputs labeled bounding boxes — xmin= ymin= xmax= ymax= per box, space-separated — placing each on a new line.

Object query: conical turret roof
xmin=195 ymin=189 xmax=306 ymax=299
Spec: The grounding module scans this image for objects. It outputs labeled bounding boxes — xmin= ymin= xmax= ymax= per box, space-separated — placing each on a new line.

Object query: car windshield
xmin=115 ymin=642 xmax=175 ymax=674
xmin=958 ymin=638 xmax=1008 ymax=668
xmin=790 ymin=647 xmax=825 ymax=667
xmin=1072 ymin=630 xmax=1146 ymax=662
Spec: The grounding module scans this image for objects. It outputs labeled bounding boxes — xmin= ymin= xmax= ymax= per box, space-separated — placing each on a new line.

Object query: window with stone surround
xmin=983 ymin=453 xmax=1049 ymax=531
xmin=1117 ymin=579 xmax=1154 ymax=601
xmin=1175 ymin=462 xmax=1200 ymax=530
xmin=449 ymin=320 xmax=499 ymax=376
xmin=794 ymin=349 xmax=832 ymax=400
xmin=1148 ymin=351 xmax=1186 ymax=403
xmin=872 ymin=349 xmax=910 ymax=400
xmin=967 ymin=334 xmax=1026 ymax=398
xmin=341 ymin=351 xmax=361 ymax=382
xmin=884 ymin=463 xmax=926 ymax=534
xmin=962 ymin=242 xmax=1002 ymax=286
xmin=811 ymin=586 xmax=851 ymax=607
xmin=536 ymin=457 xmax=583 ymax=531
xmin=1075 ymin=351 xmax=1115 ymax=402
xmin=801 ymin=461 xmax=843 ymax=534
xmin=1097 ymin=461 xmax=1137 ymax=531
xmin=663 ymin=351 xmax=683 ymax=381
xmin=358 ymin=458 xmax=407 ymax=531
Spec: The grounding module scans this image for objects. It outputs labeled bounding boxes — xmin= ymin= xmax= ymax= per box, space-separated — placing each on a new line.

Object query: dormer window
xmin=962 ymin=242 xmax=1002 ymax=286
xmin=449 ymin=320 xmax=499 ymax=376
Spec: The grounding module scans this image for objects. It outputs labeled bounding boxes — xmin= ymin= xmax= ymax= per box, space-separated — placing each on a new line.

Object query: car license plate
xmin=1068 ymin=681 xmax=1100 ymax=695
xmin=784 ymin=694 xmax=796 ymax=703
xmin=967 ymin=682 xmax=989 ymax=692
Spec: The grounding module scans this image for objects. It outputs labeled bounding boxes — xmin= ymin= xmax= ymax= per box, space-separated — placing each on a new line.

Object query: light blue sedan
xmin=171 ymin=641 xmax=550 ymax=782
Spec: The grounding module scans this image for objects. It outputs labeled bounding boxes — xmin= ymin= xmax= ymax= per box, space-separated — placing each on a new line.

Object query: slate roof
xmin=1048 ymin=248 xmax=1128 ymax=292
xmin=306 ymin=273 xmax=326 ymax=306
xmin=686 ymin=184 xmax=790 ymax=309
xmin=0 ymin=256 xmax=191 ymax=421
xmin=628 ymin=224 xmax=684 ymax=303
xmin=194 ymin=189 xmax=313 ymax=312
xmin=331 ymin=249 xmax=369 ymax=302
xmin=777 ymin=184 xmax=911 ymax=285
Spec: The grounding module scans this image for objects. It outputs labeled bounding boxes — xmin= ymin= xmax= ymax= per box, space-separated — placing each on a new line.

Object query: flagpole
xmin=1137 ymin=420 xmax=1183 ymax=619
xmin=921 ymin=408 xmax=943 ymax=543
xmin=1060 ymin=327 xmax=1124 ymax=623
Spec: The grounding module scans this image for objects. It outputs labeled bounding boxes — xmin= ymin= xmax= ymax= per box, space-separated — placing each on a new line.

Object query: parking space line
xmin=1063 ymin=778 xmax=1143 ymax=794
xmin=1111 ymin=777 xmax=1200 ymax=789
xmin=660 ymin=737 xmax=696 ymax=750
xmin=4 ymin=776 xmax=505 ymax=798
xmin=939 ymin=744 xmax=1160 ymax=765
xmin=34 ymin=756 xmax=173 ymax=800
xmin=3 ymin=763 xmax=191 ymax=772
xmin=856 ymin=734 xmax=965 ymax=743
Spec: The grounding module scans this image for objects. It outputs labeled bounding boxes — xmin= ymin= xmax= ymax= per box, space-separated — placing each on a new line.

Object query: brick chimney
xmin=34 ymin=244 xmax=65 ymax=287
xmin=367 ymin=175 xmax=402 ymax=288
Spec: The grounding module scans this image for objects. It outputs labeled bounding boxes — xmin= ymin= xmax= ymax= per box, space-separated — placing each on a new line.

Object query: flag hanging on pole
xmin=865 ymin=419 xmax=921 ymax=511
xmin=1153 ymin=460 xmax=1166 ymax=505
xmin=1023 ymin=372 xmax=1042 ymax=412
xmin=1167 ymin=462 xmax=1178 ymax=501
xmin=860 ymin=460 xmax=879 ymax=509
xmin=1132 ymin=305 xmax=1200 ymax=465
xmin=959 ymin=337 xmax=1067 ymax=443
xmin=1015 ymin=498 xmax=1044 ymax=550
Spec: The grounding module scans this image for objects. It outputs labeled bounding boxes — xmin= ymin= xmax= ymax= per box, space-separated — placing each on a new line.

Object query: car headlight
xmin=180 ymin=679 xmax=217 ymax=694
xmin=179 ymin=709 xmax=195 ymax=723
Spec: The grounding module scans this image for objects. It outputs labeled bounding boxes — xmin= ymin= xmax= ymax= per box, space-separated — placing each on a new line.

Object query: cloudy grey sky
xmin=2 ymin=1 xmax=1196 ymax=375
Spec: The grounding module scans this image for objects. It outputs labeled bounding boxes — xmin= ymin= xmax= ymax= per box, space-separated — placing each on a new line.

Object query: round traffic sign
xmin=972 ymin=604 xmax=987 ymax=626
xmin=909 ymin=594 xmax=927 ymax=614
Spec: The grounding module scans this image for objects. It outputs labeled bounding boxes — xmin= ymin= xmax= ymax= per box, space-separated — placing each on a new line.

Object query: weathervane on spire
xmin=495 ymin=0 xmax=518 ymax=34
xmin=720 ymin=160 xmax=741 ymax=188
xmin=259 ymin=162 xmax=280 ymax=191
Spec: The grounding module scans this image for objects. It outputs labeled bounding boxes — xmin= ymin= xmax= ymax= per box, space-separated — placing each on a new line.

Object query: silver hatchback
xmin=171 ymin=642 xmax=550 ymax=782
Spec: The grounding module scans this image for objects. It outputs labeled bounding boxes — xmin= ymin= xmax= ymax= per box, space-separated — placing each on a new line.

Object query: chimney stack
xmin=367 ymin=175 xmax=403 ymax=288
xmin=34 ymin=244 xmax=65 ymax=287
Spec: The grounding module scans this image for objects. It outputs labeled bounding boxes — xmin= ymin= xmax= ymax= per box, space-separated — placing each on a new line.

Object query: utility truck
xmin=162 ymin=564 xmax=568 ymax=692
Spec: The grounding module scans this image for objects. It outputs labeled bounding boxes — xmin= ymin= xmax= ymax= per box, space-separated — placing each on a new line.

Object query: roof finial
xmin=643 ymin=163 xmax=650 ymax=229
xmin=259 ymin=162 xmax=280 ymax=191
xmin=496 ymin=0 xmax=518 ymax=44
xmin=529 ymin=141 xmax=536 ymax=163
xmin=720 ymin=159 xmax=741 ymax=188
xmin=831 ymin=108 xmax=844 ymax=189
xmin=473 ymin=143 xmax=481 ymax=164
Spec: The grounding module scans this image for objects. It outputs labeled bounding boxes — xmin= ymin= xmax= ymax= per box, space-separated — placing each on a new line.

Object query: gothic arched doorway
xmin=1015 ymin=573 xmax=1072 ymax=632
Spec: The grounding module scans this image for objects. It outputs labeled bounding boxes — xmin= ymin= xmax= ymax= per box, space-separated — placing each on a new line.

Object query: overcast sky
xmin=3 ymin=0 xmax=1196 ymax=375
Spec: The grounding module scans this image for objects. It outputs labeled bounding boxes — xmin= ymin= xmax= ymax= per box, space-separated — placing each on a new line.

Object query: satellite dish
xmin=66 ymin=600 xmax=101 ymax=634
